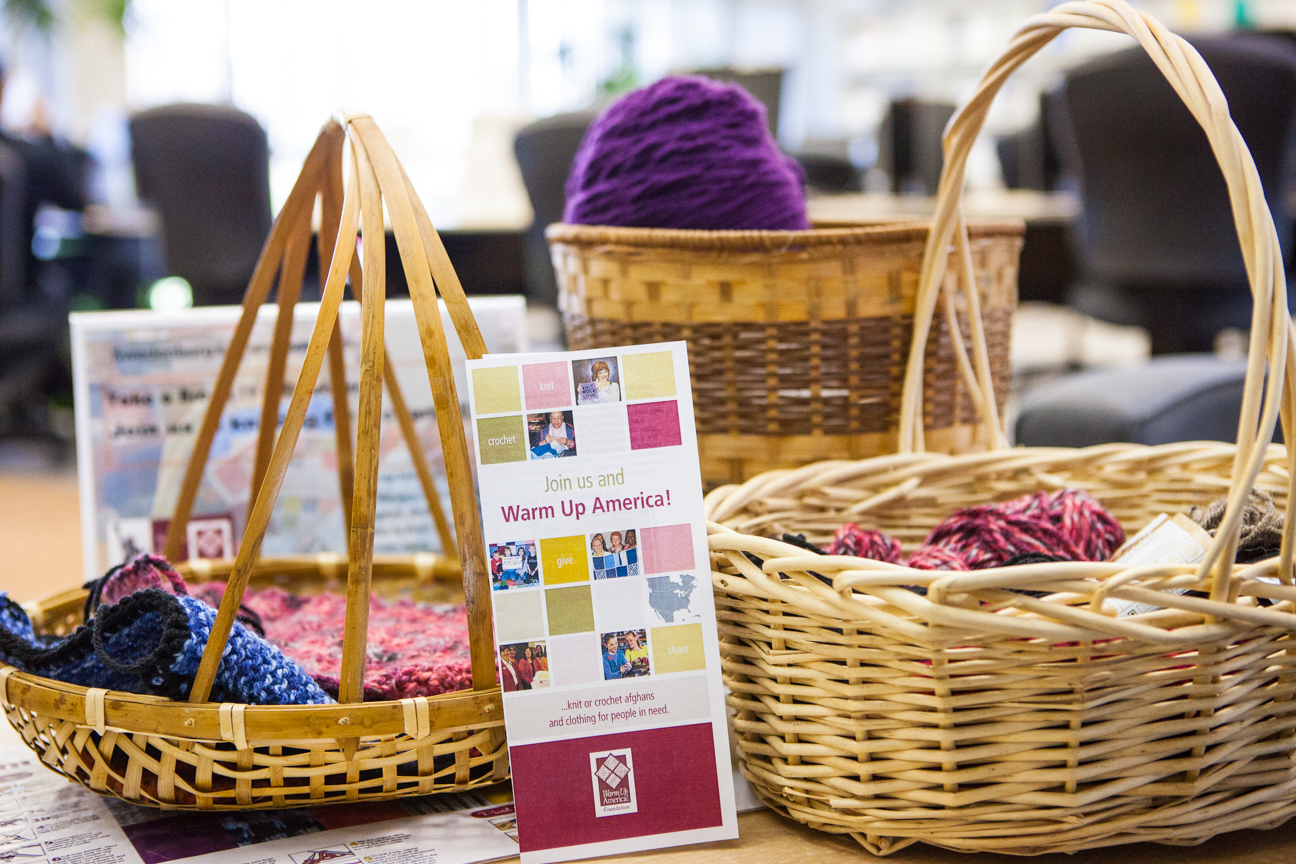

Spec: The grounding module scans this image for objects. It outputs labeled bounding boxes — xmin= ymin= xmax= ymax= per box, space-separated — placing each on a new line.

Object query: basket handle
xmin=176 ymin=116 xmax=497 ymax=703
xmin=904 ymin=0 xmax=1294 ymax=597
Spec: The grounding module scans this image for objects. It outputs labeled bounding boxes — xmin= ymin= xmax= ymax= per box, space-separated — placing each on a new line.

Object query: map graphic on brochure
xmin=71 ymin=297 xmax=526 ymax=580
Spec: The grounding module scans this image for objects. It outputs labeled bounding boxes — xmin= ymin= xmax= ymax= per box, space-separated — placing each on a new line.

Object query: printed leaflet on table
xmin=466 ymin=341 xmax=738 ymax=863
xmin=0 ymin=745 xmax=518 ymax=864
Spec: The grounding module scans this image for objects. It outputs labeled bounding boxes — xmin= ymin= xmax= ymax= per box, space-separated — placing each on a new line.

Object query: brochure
xmin=466 ymin=342 xmax=738 ymax=863
xmin=69 ymin=297 xmax=526 ymax=580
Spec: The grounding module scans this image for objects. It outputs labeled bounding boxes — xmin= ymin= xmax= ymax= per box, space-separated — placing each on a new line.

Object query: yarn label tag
xmin=1108 ymin=513 xmax=1214 ymax=617
xmin=466 ymin=341 xmax=738 ymax=863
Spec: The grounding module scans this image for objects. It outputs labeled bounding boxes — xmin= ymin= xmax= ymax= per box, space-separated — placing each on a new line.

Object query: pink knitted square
xmin=641 ymin=524 xmax=695 ymax=574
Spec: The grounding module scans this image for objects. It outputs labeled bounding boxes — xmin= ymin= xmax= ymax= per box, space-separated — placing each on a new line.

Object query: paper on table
xmin=0 ymin=745 xmax=519 ymax=864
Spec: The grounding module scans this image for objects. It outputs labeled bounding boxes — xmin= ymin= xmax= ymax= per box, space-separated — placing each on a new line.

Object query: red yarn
xmin=827 ymin=524 xmax=903 ymax=562
xmin=921 ymin=489 xmax=1124 ymax=569
xmin=192 ymin=583 xmax=472 ymax=700
xmin=906 ymin=546 xmax=969 ymax=571
xmin=827 ymin=489 xmax=1124 ymax=571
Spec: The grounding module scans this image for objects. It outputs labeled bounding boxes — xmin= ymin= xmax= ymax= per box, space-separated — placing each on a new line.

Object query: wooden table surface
xmin=488 ymin=806 xmax=1296 ymax=864
xmin=5 ymin=468 xmax=1296 ymax=863
xmin=808 ymin=189 xmax=1080 ymax=226
xmin=0 ymin=470 xmax=85 ymax=603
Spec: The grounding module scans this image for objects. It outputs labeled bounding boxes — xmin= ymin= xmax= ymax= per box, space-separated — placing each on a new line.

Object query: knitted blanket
xmin=0 ymin=589 xmax=332 ymax=705
xmin=194 ymin=584 xmax=473 ymax=701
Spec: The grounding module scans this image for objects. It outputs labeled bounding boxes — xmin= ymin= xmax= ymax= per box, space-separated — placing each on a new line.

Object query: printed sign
xmin=467 ymin=342 xmax=737 ymax=864
xmin=70 ymin=297 xmax=527 ymax=579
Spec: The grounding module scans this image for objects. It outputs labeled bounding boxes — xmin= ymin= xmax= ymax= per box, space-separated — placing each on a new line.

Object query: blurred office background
xmin=1 ymin=0 xmax=1294 ymax=462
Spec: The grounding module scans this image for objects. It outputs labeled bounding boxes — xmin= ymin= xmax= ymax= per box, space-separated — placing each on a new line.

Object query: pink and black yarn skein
xmin=793 ymin=489 xmax=1125 ymax=573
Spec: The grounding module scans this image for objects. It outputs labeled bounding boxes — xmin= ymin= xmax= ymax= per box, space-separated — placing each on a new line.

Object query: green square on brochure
xmin=478 ymin=415 xmax=527 ymax=464
xmin=473 ymin=365 xmax=522 ymax=415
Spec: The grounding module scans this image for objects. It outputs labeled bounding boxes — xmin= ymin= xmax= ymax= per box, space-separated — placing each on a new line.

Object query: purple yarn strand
xmin=564 ymin=76 xmax=809 ymax=231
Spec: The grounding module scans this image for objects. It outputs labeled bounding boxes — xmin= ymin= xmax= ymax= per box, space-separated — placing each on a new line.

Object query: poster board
xmin=71 ymin=297 xmax=526 ymax=579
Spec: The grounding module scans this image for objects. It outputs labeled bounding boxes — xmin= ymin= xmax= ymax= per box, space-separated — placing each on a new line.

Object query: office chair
xmin=998 ymin=90 xmax=1068 ymax=192
xmin=129 ymin=104 xmax=272 ymax=307
xmin=514 ymin=109 xmax=597 ymax=307
xmin=878 ymin=99 xmax=956 ymax=195
xmin=792 ymin=151 xmax=861 ymax=193
xmin=0 ymin=142 xmax=25 ymax=305
xmin=1058 ymin=35 xmax=1296 ymax=354
xmin=690 ymin=68 xmax=784 ymax=137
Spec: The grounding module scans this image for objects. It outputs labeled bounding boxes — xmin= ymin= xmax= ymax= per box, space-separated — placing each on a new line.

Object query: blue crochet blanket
xmin=0 ymin=590 xmax=332 ymax=705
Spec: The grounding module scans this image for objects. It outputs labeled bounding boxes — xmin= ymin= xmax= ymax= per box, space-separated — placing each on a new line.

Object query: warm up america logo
xmin=589 ymin=750 xmax=637 ymax=817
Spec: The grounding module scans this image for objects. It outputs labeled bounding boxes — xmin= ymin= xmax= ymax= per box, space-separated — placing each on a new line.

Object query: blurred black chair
xmin=0 ymin=142 xmax=26 ymax=305
xmin=691 ymin=68 xmax=784 ymax=137
xmin=998 ymin=91 xmax=1068 ymax=192
xmin=1016 ymin=355 xmax=1250 ymax=447
xmin=878 ymin=99 xmax=955 ymax=195
xmin=514 ymin=109 xmax=597 ymax=307
xmin=792 ymin=151 xmax=861 ymax=193
xmin=129 ymin=104 xmax=271 ymax=307
xmin=1057 ymin=35 xmax=1296 ymax=354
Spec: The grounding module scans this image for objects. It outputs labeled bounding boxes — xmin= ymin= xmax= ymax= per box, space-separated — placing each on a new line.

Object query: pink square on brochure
xmin=641 ymin=524 xmax=695 ymax=574
xmin=522 ymin=362 xmax=573 ymax=411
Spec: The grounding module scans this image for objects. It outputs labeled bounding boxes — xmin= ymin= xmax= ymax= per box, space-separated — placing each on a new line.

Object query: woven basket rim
xmin=3 ymin=665 xmax=502 ymax=741
xmin=7 ymin=558 xmax=501 ymax=741
xmin=545 ymin=218 xmax=1025 ymax=251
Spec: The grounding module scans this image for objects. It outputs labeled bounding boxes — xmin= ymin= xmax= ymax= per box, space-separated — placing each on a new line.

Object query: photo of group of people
xmin=528 ymin=410 xmax=576 ymax=459
xmin=602 ymin=629 xmax=650 ymax=680
xmin=490 ymin=540 xmax=539 ymax=590
xmin=499 ymin=641 xmax=549 ymax=691
xmin=573 ymin=357 xmax=621 ymax=405
xmin=589 ymin=529 xmax=639 ymax=579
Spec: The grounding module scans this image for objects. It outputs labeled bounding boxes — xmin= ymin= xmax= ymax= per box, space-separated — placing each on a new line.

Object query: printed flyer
xmin=70 ymin=297 xmax=526 ymax=579
xmin=466 ymin=342 xmax=738 ymax=863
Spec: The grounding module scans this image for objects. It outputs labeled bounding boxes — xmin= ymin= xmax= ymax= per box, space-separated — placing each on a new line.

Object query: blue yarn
xmin=0 ymin=590 xmax=332 ymax=706
xmin=168 ymin=594 xmax=333 ymax=704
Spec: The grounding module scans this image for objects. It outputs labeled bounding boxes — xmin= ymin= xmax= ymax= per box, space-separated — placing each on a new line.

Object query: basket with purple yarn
xmin=550 ymin=75 xmax=1022 ymax=486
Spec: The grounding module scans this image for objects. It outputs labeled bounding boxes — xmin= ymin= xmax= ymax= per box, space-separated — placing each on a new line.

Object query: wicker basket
xmin=549 ymin=217 xmax=1023 ymax=489
xmin=0 ymin=114 xmax=508 ymax=809
xmin=706 ymin=2 xmax=1296 ymax=855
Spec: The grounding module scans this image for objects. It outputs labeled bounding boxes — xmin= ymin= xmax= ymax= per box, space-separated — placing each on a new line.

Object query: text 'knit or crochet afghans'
xmin=563 ymin=75 xmax=809 ymax=231
xmin=0 ymin=589 xmax=332 ymax=705
xmin=193 ymin=584 xmax=473 ymax=701
xmin=821 ymin=488 xmax=1126 ymax=571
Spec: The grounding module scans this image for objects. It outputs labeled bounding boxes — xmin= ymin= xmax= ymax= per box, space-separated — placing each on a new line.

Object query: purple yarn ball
xmin=563 ymin=76 xmax=809 ymax=231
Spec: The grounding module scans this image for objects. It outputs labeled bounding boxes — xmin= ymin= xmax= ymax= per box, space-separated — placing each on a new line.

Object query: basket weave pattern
xmin=552 ymin=223 xmax=1021 ymax=486
xmin=706 ymin=0 xmax=1296 ymax=854
xmin=707 ymin=447 xmax=1296 ymax=855
xmin=5 ymin=571 xmax=505 ymax=809
xmin=0 ymin=115 xmax=507 ymax=809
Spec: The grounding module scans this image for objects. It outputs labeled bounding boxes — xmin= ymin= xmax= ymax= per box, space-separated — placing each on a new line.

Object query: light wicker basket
xmin=0 ymin=114 xmax=508 ymax=809
xmin=706 ymin=2 xmax=1296 ymax=855
xmin=549 ymin=218 xmax=1023 ymax=489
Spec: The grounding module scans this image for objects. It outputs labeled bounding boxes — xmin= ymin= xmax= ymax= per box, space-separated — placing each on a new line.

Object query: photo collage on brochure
xmin=474 ymin=349 xmax=704 ymax=693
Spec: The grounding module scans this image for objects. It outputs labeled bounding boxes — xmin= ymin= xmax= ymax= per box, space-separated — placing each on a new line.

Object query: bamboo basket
xmin=706 ymin=2 xmax=1296 ymax=855
xmin=0 ymin=114 xmax=509 ymax=809
xmin=549 ymin=217 xmax=1023 ymax=489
